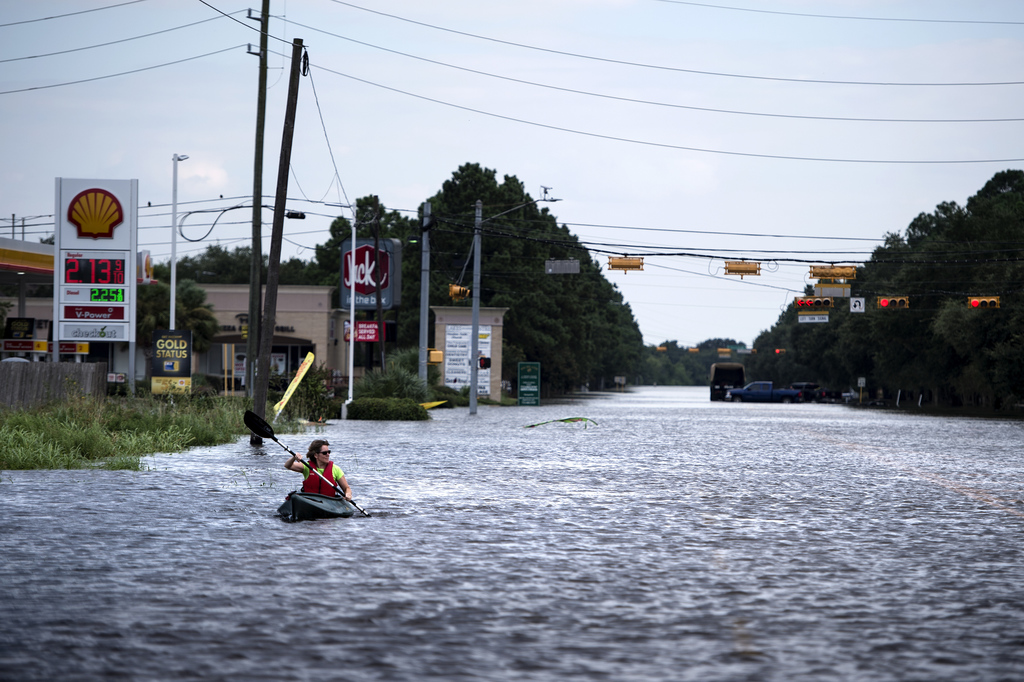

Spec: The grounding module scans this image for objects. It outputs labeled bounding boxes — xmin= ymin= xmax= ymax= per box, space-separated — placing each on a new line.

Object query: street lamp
xmin=170 ymin=153 xmax=189 ymax=330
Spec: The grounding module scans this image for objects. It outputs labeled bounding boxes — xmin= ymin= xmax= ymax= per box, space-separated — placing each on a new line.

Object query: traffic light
xmin=607 ymin=256 xmax=644 ymax=272
xmin=794 ymin=297 xmax=833 ymax=309
xmin=449 ymin=283 xmax=469 ymax=300
xmin=775 ymin=348 xmax=786 ymax=354
xmin=478 ymin=357 xmax=491 ymax=369
xmin=877 ymin=296 xmax=909 ymax=309
xmin=969 ymin=296 xmax=1000 ymax=309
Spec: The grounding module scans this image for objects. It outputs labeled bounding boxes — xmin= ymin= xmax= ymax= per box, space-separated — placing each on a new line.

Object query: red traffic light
xmin=969 ymin=296 xmax=1000 ymax=309
xmin=478 ymin=357 xmax=491 ymax=369
xmin=794 ymin=297 xmax=833 ymax=308
xmin=775 ymin=348 xmax=786 ymax=354
xmin=877 ymin=296 xmax=909 ymax=309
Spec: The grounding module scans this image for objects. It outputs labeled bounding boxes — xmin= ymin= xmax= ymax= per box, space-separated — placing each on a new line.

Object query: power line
xmin=309 ymin=62 xmax=1024 ymax=165
xmin=0 ymin=12 xmax=245 ymax=64
xmin=0 ymin=45 xmax=247 ymax=96
xmin=282 ymin=18 xmax=1024 ymax=124
xmin=652 ymin=1 xmax=1024 ymax=26
xmin=326 ymin=0 xmax=1024 ymax=87
xmin=0 ymin=0 xmax=149 ymax=28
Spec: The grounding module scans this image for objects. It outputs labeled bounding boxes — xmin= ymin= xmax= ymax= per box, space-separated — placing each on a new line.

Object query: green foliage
xmin=346 ymin=397 xmax=428 ymax=421
xmin=354 ymin=365 xmax=429 ymax=403
xmin=393 ymin=163 xmax=644 ymax=394
xmin=744 ymin=169 xmax=1024 ymax=409
xmin=427 ymin=383 xmax=467 ymax=407
xmin=135 ymin=278 xmax=220 ymax=355
xmin=280 ymin=363 xmax=335 ymax=422
xmin=638 ymin=340 xmax=746 ymax=386
xmin=0 ymin=299 xmax=11 ymax=334
xmin=0 ymin=395 xmax=252 ymax=470
xmin=385 ymin=347 xmax=443 ymax=386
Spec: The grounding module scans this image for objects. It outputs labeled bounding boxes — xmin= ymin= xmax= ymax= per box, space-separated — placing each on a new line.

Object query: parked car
xmin=790 ymin=382 xmax=844 ymax=403
xmin=726 ymin=381 xmax=804 ymax=403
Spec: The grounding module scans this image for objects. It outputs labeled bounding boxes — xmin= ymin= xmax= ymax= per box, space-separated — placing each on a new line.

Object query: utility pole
xmin=469 ymin=200 xmax=481 ymax=415
xmin=418 ymin=202 xmax=431 ymax=382
xmin=252 ymin=37 xmax=303 ymax=420
xmin=247 ymin=0 xmax=270 ymax=427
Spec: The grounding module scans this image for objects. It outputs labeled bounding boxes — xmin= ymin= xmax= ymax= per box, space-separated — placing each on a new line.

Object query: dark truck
xmin=709 ymin=362 xmax=745 ymax=401
xmin=725 ymin=381 xmax=804 ymax=403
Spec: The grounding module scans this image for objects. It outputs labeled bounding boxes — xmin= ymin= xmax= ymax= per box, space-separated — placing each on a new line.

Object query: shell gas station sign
xmin=52 ymin=179 xmax=138 ymax=348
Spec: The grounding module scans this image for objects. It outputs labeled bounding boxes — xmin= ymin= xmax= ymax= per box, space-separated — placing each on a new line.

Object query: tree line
xmin=168 ymin=163 xmax=646 ymax=395
xmin=648 ymin=170 xmax=1024 ymax=409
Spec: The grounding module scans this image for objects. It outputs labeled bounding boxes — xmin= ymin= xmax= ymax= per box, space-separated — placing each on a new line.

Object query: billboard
xmin=444 ymin=324 xmax=491 ymax=395
xmin=340 ymin=239 xmax=402 ymax=310
xmin=151 ymin=329 xmax=192 ymax=394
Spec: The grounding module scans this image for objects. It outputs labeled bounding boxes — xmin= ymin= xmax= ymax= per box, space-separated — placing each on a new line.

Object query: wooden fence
xmin=0 ymin=362 xmax=108 ymax=409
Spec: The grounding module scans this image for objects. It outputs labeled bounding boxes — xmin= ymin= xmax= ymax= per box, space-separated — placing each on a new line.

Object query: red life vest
xmin=302 ymin=460 xmax=340 ymax=496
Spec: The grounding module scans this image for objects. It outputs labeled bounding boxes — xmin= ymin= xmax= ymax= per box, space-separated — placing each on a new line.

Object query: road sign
xmin=518 ymin=362 xmax=541 ymax=406
xmin=850 ymin=297 xmax=865 ymax=313
xmin=798 ymin=314 xmax=829 ymax=324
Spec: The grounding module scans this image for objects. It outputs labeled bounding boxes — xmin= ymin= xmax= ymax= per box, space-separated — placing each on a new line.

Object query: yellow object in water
xmin=420 ymin=401 xmax=447 ymax=409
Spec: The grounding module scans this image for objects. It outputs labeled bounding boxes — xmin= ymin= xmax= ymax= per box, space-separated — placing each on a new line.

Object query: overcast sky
xmin=2 ymin=0 xmax=1022 ymax=348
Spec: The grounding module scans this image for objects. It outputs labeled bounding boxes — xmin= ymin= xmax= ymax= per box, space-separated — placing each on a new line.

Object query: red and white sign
xmin=343 ymin=244 xmax=390 ymax=295
xmin=354 ymin=320 xmax=380 ymax=342
xmin=63 ymin=305 xmax=125 ymax=320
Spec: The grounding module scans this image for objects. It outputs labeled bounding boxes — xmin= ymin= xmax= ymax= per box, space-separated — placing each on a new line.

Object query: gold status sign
xmin=152 ymin=330 xmax=192 ymax=394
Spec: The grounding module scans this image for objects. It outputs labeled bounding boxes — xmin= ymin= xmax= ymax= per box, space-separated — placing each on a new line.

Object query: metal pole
xmin=418 ymin=202 xmax=431 ymax=383
xmin=170 ymin=153 xmax=188 ymax=330
xmin=470 ymin=200 xmax=481 ymax=415
xmin=345 ymin=207 xmax=357 ymax=413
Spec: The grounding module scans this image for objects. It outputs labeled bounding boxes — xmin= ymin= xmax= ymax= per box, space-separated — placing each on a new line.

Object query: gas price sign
xmin=54 ymin=179 xmax=139 ymax=346
xmin=63 ymin=255 xmax=126 ymax=285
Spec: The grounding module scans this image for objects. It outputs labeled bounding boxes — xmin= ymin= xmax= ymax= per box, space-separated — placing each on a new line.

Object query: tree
xmin=135 ymin=279 xmax=220 ymax=379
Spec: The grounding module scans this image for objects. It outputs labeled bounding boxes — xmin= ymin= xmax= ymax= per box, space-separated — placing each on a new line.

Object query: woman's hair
xmin=306 ymin=439 xmax=330 ymax=460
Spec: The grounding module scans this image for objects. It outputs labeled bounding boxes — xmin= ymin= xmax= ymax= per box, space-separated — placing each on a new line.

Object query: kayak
xmin=278 ymin=491 xmax=356 ymax=521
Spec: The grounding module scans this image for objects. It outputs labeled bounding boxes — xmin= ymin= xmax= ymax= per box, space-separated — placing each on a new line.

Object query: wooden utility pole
xmin=252 ymin=37 xmax=303 ymax=420
xmin=248 ymin=0 xmax=269 ymax=442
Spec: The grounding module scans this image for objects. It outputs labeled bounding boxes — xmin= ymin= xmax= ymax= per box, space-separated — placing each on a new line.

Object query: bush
xmin=354 ymin=365 xmax=429 ymax=403
xmin=346 ymin=397 xmax=428 ymax=421
xmin=280 ymin=363 xmax=335 ymax=422
xmin=427 ymin=383 xmax=467 ymax=408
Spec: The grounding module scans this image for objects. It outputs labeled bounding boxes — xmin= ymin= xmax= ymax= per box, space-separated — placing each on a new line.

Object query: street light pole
xmin=170 ymin=153 xmax=189 ymax=330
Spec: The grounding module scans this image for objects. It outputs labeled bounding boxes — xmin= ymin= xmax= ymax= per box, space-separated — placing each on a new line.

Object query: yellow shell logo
xmin=68 ymin=189 xmax=123 ymax=239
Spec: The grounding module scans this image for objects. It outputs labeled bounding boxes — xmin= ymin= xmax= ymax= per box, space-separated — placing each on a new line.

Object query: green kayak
xmin=278 ymin=491 xmax=356 ymax=521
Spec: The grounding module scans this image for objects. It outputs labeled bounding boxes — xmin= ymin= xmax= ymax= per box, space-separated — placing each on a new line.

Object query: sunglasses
xmin=318 ymin=449 xmax=331 ymax=455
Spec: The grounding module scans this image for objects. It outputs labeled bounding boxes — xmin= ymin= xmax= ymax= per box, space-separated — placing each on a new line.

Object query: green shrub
xmin=346 ymin=397 xmax=429 ymax=421
xmin=280 ymin=363 xmax=335 ymax=423
xmin=354 ymin=365 xmax=429 ymax=403
xmin=427 ymin=383 xmax=466 ymax=408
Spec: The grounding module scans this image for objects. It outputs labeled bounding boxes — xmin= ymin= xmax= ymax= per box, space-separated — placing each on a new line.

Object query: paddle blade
xmin=243 ymin=410 xmax=277 ymax=440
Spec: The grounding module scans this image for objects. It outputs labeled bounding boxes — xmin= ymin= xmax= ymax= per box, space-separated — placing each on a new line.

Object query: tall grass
xmin=0 ymin=394 xmax=275 ymax=470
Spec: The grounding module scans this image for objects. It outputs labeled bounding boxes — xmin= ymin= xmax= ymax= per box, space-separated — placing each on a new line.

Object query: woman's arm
xmin=284 ymin=454 xmax=307 ymax=473
xmin=336 ymin=472 xmax=352 ymax=500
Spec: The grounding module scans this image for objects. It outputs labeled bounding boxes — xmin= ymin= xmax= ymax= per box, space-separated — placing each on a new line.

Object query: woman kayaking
xmin=284 ymin=439 xmax=353 ymax=500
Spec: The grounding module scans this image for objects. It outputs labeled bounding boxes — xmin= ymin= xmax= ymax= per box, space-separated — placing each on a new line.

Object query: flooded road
xmin=2 ymin=386 xmax=1023 ymax=681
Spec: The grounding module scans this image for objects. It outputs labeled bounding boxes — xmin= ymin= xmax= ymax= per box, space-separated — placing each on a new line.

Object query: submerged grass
xmin=0 ymin=395 xmax=289 ymax=471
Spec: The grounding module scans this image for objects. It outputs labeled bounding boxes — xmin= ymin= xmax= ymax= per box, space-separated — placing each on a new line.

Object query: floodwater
xmin=2 ymin=386 xmax=1023 ymax=681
